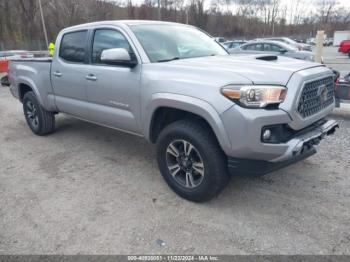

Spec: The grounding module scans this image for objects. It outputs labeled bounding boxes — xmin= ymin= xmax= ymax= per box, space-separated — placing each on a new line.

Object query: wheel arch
xmin=17 ymin=77 xmax=43 ymax=106
xmin=145 ymin=93 xmax=232 ymax=154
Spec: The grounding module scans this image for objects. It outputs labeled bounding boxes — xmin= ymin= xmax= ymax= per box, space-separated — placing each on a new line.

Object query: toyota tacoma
xmin=8 ymin=21 xmax=338 ymax=202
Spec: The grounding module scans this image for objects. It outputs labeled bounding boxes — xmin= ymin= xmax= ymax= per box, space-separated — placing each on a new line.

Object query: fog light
xmin=262 ymin=129 xmax=272 ymax=141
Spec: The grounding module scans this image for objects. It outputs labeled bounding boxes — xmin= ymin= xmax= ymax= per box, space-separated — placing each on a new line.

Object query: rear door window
xmin=270 ymin=44 xmax=283 ymax=52
xmin=254 ymin=43 xmax=263 ymax=51
xmin=59 ymin=31 xmax=88 ymax=63
xmin=242 ymin=44 xmax=254 ymax=50
xmin=244 ymin=44 xmax=263 ymax=51
xmin=264 ymin=44 xmax=280 ymax=52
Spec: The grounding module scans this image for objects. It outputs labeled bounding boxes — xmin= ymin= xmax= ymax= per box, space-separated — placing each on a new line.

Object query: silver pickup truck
xmin=8 ymin=20 xmax=338 ymax=202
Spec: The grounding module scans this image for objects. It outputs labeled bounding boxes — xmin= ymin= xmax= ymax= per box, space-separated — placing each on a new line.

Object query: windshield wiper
xmin=156 ymin=57 xmax=180 ymax=63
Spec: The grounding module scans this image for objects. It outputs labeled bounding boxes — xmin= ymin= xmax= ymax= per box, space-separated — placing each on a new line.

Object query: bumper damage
xmin=227 ymin=119 xmax=339 ymax=175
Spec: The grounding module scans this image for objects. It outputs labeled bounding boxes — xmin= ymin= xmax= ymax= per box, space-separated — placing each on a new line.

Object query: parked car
xmin=259 ymin=37 xmax=312 ymax=51
xmin=232 ymin=40 xmax=316 ymax=62
xmin=335 ymin=72 xmax=350 ymax=107
xmin=293 ymin=38 xmax=307 ymax=44
xmin=338 ymin=40 xmax=350 ymax=56
xmin=324 ymin=38 xmax=334 ymax=46
xmin=307 ymin=38 xmax=316 ymax=45
xmin=222 ymin=40 xmax=247 ymax=52
xmin=8 ymin=20 xmax=338 ymax=202
xmin=214 ymin=37 xmax=225 ymax=43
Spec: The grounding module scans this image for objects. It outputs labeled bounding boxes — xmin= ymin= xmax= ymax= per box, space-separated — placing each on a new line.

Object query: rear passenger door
xmin=51 ymin=30 xmax=90 ymax=119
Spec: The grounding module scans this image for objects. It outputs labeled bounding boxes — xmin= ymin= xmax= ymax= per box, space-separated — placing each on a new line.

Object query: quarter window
xmin=59 ymin=31 xmax=87 ymax=63
xmin=92 ymin=29 xmax=132 ymax=64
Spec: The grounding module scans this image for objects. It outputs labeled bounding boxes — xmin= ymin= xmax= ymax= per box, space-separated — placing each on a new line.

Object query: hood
xmin=287 ymin=50 xmax=314 ymax=60
xmin=149 ymin=55 xmax=324 ymax=86
xmin=298 ymin=43 xmax=312 ymax=51
xmin=300 ymin=43 xmax=312 ymax=47
xmin=296 ymin=50 xmax=313 ymax=55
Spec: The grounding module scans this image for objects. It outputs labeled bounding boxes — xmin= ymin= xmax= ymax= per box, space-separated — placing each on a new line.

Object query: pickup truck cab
xmin=8 ymin=20 xmax=338 ymax=202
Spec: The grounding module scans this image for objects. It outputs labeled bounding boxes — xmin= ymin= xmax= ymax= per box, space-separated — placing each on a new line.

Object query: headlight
xmin=221 ymin=85 xmax=287 ymax=108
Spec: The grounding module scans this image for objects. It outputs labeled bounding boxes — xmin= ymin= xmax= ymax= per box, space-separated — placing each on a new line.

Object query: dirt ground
xmin=0 ymin=48 xmax=350 ymax=255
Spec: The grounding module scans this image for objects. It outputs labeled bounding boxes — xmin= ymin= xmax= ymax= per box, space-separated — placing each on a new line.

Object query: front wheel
xmin=156 ymin=119 xmax=230 ymax=202
xmin=23 ymin=91 xmax=55 ymax=136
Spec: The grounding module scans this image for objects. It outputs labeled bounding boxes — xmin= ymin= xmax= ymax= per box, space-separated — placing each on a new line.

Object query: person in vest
xmin=48 ymin=42 xmax=55 ymax=57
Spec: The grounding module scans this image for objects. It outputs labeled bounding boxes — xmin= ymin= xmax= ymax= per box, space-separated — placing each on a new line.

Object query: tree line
xmin=0 ymin=0 xmax=349 ymax=50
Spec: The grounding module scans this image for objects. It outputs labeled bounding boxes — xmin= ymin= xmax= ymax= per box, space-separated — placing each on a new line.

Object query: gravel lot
xmin=0 ymin=48 xmax=350 ymax=255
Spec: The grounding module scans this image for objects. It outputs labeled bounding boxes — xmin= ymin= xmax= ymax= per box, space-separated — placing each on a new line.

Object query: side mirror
xmin=279 ymin=48 xmax=287 ymax=54
xmin=100 ymin=48 xmax=137 ymax=68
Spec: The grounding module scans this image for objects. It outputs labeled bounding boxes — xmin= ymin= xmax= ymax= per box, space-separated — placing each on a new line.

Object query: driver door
xmin=85 ymin=28 xmax=142 ymax=134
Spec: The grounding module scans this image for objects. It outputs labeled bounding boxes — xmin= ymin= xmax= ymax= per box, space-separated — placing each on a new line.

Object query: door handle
xmin=86 ymin=74 xmax=97 ymax=81
xmin=53 ymin=71 xmax=62 ymax=77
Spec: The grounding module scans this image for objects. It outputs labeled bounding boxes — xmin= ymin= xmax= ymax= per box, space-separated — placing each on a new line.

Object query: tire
xmin=23 ymin=91 xmax=55 ymax=136
xmin=156 ymin=119 xmax=230 ymax=202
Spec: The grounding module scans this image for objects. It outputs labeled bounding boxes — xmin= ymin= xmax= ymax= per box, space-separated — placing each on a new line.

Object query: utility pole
xmin=158 ymin=0 xmax=161 ymax=20
xmin=38 ymin=0 xmax=49 ymax=49
xmin=186 ymin=6 xmax=189 ymax=24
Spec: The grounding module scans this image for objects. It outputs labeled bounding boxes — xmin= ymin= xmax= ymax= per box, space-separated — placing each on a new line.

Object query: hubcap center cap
xmin=182 ymin=160 xmax=191 ymax=168
xmin=179 ymin=156 xmax=191 ymax=169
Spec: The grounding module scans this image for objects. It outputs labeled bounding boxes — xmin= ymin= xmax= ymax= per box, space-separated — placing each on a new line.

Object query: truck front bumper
xmin=227 ymin=119 xmax=339 ymax=175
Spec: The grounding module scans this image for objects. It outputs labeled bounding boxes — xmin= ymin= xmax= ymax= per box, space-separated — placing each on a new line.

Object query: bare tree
xmin=0 ymin=0 xmax=349 ymax=50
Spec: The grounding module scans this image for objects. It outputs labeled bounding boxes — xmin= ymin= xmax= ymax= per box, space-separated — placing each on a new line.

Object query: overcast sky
xmin=121 ymin=0 xmax=350 ymax=9
xmin=334 ymin=0 xmax=350 ymax=6
xmin=119 ymin=0 xmax=350 ymax=22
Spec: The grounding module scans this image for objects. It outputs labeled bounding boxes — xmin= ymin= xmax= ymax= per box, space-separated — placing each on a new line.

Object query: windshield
xmin=231 ymin=42 xmax=243 ymax=48
xmin=278 ymin=42 xmax=299 ymax=51
xmin=284 ymin=38 xmax=298 ymax=45
xmin=130 ymin=24 xmax=228 ymax=62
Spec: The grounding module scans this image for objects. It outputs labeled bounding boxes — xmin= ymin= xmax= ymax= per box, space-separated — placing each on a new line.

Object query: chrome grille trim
xmin=297 ymin=76 xmax=334 ymax=118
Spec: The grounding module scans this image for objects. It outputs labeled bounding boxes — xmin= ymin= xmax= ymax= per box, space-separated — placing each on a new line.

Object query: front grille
xmin=297 ymin=76 xmax=334 ymax=118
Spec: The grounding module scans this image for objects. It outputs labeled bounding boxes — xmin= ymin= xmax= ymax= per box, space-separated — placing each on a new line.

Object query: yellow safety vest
xmin=48 ymin=43 xmax=55 ymax=56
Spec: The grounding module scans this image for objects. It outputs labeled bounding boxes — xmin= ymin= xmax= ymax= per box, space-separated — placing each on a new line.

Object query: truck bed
xmin=10 ymin=58 xmax=52 ymax=63
xmin=9 ymin=58 xmax=54 ymax=110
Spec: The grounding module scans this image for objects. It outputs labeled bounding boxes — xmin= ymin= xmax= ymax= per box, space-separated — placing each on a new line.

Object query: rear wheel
xmin=23 ymin=91 xmax=55 ymax=136
xmin=156 ymin=119 xmax=230 ymax=202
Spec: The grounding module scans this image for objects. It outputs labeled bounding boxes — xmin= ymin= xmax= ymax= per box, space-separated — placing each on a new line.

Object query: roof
xmin=224 ymin=40 xmax=246 ymax=43
xmin=242 ymin=40 xmax=296 ymax=50
xmin=264 ymin=37 xmax=288 ymax=39
xmin=62 ymin=20 xmax=187 ymax=32
xmin=245 ymin=40 xmax=285 ymax=45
